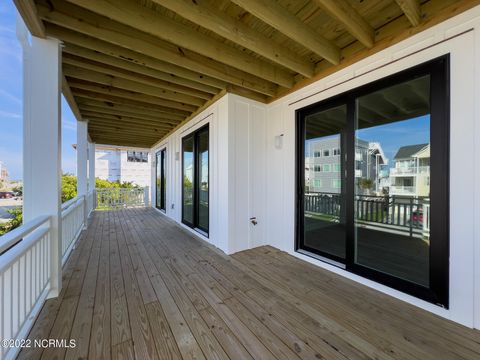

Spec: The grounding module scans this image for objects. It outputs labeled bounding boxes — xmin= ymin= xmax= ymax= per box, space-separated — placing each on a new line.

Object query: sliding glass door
xmin=156 ymin=148 xmax=166 ymax=212
xmin=182 ymin=125 xmax=209 ymax=234
xmin=296 ymin=56 xmax=449 ymax=306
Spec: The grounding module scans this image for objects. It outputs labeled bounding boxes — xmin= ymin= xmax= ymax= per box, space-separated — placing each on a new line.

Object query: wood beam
xmin=74 ymin=99 xmax=186 ymax=122
xmin=64 ymin=0 xmax=294 ymax=87
xmin=14 ymin=0 xmax=45 ymax=37
xmin=88 ymin=125 xmax=168 ymax=137
xmin=67 ymin=79 xmax=197 ymax=113
xmin=42 ymin=19 xmax=277 ymax=97
xmin=91 ymin=138 xmax=155 ymax=148
xmin=72 ymin=89 xmax=190 ymax=117
xmin=61 ymin=75 xmax=83 ymax=121
xmin=63 ymin=63 xmax=206 ymax=106
xmin=313 ymin=0 xmax=374 ymax=48
xmin=155 ymin=0 xmax=314 ymax=77
xmin=80 ymin=111 xmax=177 ymax=129
xmin=62 ymin=44 xmax=218 ymax=95
xmin=229 ymin=0 xmax=340 ymax=65
xmin=395 ymin=0 xmax=422 ymax=26
xmin=78 ymin=105 xmax=180 ymax=125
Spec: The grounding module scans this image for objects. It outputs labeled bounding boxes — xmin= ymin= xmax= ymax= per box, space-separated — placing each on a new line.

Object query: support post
xmin=77 ymin=120 xmax=88 ymax=227
xmin=18 ymin=18 xmax=62 ymax=298
xmin=88 ymin=141 xmax=96 ymax=213
xmin=144 ymin=186 xmax=150 ymax=207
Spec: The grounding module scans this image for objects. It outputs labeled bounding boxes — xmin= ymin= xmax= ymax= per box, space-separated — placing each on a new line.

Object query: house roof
xmin=394 ymin=144 xmax=429 ymax=159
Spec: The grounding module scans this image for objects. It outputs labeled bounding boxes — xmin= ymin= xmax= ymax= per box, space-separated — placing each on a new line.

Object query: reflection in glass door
xmin=296 ymin=56 xmax=449 ymax=306
xmin=156 ymin=149 xmax=166 ymax=212
xmin=182 ymin=125 xmax=209 ymax=235
xmin=298 ymin=104 xmax=347 ymax=263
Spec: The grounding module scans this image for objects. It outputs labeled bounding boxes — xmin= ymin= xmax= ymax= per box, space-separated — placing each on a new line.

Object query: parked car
xmin=0 ymin=191 xmax=14 ymax=199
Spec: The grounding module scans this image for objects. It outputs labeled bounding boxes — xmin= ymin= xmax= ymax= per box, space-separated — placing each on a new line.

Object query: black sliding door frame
xmin=182 ymin=124 xmax=209 ymax=235
xmin=156 ymin=148 xmax=166 ymax=212
xmin=296 ymin=55 xmax=450 ymax=307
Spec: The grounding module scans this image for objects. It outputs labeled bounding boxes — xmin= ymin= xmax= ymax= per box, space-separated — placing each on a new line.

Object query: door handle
xmin=250 ymin=217 xmax=258 ymax=226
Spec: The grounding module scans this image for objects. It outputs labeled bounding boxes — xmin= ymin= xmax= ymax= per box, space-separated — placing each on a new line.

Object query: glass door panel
xmin=182 ymin=136 xmax=194 ymax=226
xmin=354 ymin=75 xmax=431 ymax=287
xmin=197 ymin=128 xmax=209 ymax=232
xmin=155 ymin=151 xmax=161 ymax=209
xmin=300 ymin=104 xmax=347 ymax=262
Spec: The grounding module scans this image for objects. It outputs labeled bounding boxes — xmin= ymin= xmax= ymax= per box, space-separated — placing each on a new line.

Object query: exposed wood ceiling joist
xmin=14 ymin=0 xmax=45 ymax=37
xmin=63 ymin=53 xmax=213 ymax=100
xmin=63 ymin=64 xmax=206 ymax=107
xmin=229 ymin=0 xmax=340 ymax=65
xmin=155 ymin=0 xmax=315 ymax=77
xmin=395 ymin=0 xmax=422 ymax=26
xmin=312 ymin=0 xmax=375 ymax=48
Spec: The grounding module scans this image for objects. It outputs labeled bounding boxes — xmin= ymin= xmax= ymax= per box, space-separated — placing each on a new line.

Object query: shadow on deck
xmin=18 ymin=208 xmax=480 ymax=359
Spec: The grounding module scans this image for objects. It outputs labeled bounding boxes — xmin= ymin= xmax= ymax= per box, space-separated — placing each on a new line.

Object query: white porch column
xmin=18 ymin=20 xmax=62 ymax=298
xmin=77 ymin=120 xmax=88 ymax=226
xmin=88 ymin=141 xmax=96 ymax=192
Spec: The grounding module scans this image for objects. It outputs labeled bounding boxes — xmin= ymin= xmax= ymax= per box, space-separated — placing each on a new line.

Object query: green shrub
xmin=0 ymin=208 xmax=23 ymax=236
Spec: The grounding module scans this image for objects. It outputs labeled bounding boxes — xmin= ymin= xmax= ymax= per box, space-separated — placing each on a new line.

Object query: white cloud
xmin=0 ymin=88 xmax=21 ymax=105
xmin=0 ymin=109 xmax=21 ymax=119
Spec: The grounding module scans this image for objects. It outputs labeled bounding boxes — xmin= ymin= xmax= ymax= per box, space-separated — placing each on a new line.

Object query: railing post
xmin=88 ymin=142 xmax=96 ymax=215
xmin=18 ymin=19 xmax=62 ymax=298
xmin=144 ymin=186 xmax=150 ymax=206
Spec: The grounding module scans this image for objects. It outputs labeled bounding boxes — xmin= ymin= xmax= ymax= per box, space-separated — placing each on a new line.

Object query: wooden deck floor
xmin=18 ymin=208 xmax=480 ymax=360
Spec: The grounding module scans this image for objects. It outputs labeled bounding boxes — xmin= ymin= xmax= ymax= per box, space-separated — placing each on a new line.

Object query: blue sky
xmin=357 ymin=115 xmax=430 ymax=166
xmin=0 ymin=2 xmax=77 ymax=181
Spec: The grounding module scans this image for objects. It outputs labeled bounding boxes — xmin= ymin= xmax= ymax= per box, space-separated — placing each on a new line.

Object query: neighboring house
xmin=390 ymin=144 xmax=430 ymax=197
xmin=306 ymin=137 xmax=388 ymax=194
xmin=0 ymin=161 xmax=9 ymax=181
xmin=94 ymin=145 xmax=151 ymax=187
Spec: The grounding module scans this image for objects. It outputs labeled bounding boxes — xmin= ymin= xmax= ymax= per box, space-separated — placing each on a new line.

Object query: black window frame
xmin=181 ymin=124 xmax=209 ymax=236
xmin=296 ymin=55 xmax=450 ymax=307
xmin=156 ymin=148 xmax=166 ymax=212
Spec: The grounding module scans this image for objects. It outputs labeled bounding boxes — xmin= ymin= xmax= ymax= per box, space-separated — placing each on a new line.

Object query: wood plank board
xmin=21 ymin=208 xmax=480 ymax=359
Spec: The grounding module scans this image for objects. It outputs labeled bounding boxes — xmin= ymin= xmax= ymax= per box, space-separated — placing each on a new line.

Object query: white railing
xmin=61 ymin=195 xmax=85 ymax=265
xmin=0 ymin=216 xmax=51 ymax=360
xmin=96 ymin=187 xmax=149 ymax=209
xmin=389 ymin=185 xmax=415 ymax=195
xmin=390 ymin=166 xmax=430 ymax=176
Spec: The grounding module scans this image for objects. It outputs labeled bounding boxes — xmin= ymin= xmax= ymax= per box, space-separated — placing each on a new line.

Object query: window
xmin=333 ymin=148 xmax=341 ymax=156
xmin=182 ymin=125 xmax=209 ymax=235
xmin=296 ymin=56 xmax=449 ymax=307
xmin=314 ymin=165 xmax=322 ymax=172
xmin=323 ymin=164 xmax=330 ymax=172
xmin=127 ymin=151 xmax=149 ymax=163
xmin=323 ymin=149 xmax=330 ymax=157
xmin=313 ymin=151 xmax=321 ymax=157
xmin=156 ymin=149 xmax=166 ymax=212
xmin=314 ymin=179 xmax=322 ymax=188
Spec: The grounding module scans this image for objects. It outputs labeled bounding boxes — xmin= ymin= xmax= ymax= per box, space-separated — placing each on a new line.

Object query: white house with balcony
xmin=390 ymin=143 xmax=430 ymax=197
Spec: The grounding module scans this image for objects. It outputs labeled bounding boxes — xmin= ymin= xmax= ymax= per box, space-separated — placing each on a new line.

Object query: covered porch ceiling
xmin=15 ymin=0 xmax=479 ymax=148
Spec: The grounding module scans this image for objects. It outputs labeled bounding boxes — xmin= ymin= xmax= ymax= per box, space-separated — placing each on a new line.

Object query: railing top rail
xmin=0 ymin=215 xmax=50 ymax=254
xmin=61 ymin=194 xmax=85 ymax=211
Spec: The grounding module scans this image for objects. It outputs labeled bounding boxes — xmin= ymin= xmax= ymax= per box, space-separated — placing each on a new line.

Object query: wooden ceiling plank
xmin=80 ymin=111 xmax=177 ymax=128
xmin=63 ymin=63 xmax=206 ymax=106
xmin=74 ymin=99 xmax=186 ymax=121
xmin=62 ymin=75 xmax=83 ymax=121
xmin=13 ymin=0 xmax=45 ymax=37
xmin=78 ymin=105 xmax=180 ymax=124
xmin=229 ymin=0 xmax=340 ymax=65
xmin=68 ymin=79 xmax=197 ymax=112
xmin=72 ymin=89 xmax=191 ymax=117
xmin=64 ymin=0 xmax=294 ymax=87
xmin=394 ymin=0 xmax=421 ymax=26
xmin=63 ymin=53 xmax=212 ymax=100
xmin=42 ymin=19 xmax=277 ymax=97
xmin=156 ymin=0 xmax=314 ymax=77
xmin=313 ymin=0 xmax=375 ymax=48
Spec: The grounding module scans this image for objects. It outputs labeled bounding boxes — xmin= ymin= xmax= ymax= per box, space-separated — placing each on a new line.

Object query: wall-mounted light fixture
xmin=274 ymin=134 xmax=284 ymax=149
